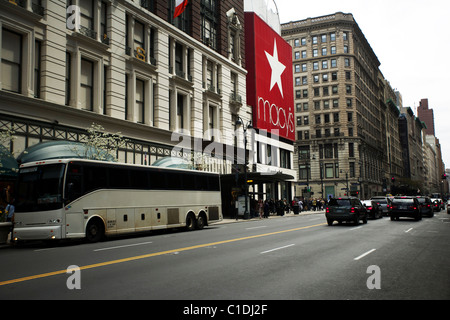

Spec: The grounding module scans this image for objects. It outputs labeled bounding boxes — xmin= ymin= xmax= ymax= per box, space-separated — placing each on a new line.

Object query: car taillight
xmin=326 ymin=207 xmax=330 ymax=213
xmin=367 ymin=206 xmax=372 ymax=210
xmin=350 ymin=207 xmax=356 ymax=213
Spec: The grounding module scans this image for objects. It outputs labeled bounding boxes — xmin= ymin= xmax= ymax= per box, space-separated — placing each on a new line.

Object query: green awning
xmin=17 ymin=140 xmax=116 ymax=164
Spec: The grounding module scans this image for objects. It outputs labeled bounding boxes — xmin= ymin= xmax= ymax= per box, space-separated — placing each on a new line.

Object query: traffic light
xmin=391 ymin=177 xmax=395 ymax=183
xmin=442 ymin=173 xmax=447 ymax=179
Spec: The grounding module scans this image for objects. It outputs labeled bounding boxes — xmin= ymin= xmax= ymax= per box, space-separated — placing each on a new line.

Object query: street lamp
xmin=236 ymin=116 xmax=253 ymax=219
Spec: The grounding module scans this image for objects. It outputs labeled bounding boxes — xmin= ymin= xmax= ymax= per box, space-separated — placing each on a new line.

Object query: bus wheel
xmin=186 ymin=213 xmax=196 ymax=231
xmin=196 ymin=213 xmax=206 ymax=230
xmin=86 ymin=218 xmax=104 ymax=242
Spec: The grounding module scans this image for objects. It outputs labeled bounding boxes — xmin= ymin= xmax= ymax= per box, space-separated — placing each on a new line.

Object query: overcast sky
xmin=275 ymin=0 xmax=450 ymax=169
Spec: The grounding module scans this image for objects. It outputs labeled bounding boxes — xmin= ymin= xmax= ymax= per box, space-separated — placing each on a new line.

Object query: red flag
xmin=174 ymin=0 xmax=188 ymax=18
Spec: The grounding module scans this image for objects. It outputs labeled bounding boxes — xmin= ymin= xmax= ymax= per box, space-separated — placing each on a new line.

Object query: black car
xmin=361 ymin=200 xmax=382 ymax=219
xmin=390 ymin=196 xmax=422 ymax=221
xmin=416 ymin=196 xmax=433 ymax=217
xmin=326 ymin=197 xmax=368 ymax=226
xmin=370 ymin=196 xmax=392 ymax=216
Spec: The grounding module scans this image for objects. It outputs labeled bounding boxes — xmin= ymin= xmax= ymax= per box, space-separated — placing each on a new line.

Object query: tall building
xmin=281 ymin=12 xmax=392 ymax=199
xmin=417 ymin=98 xmax=435 ymax=136
xmin=0 ymin=0 xmax=249 ymax=207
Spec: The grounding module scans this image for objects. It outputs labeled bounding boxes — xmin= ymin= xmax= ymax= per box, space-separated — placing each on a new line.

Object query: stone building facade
xmin=281 ymin=12 xmax=401 ymax=198
xmin=0 ymin=0 xmax=249 ymax=174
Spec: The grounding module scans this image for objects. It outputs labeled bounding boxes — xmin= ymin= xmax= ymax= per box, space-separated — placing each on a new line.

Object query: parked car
xmin=370 ymin=196 xmax=392 ymax=216
xmin=361 ymin=200 xmax=382 ymax=219
xmin=390 ymin=196 xmax=422 ymax=221
xmin=325 ymin=197 xmax=368 ymax=226
xmin=416 ymin=196 xmax=433 ymax=217
xmin=447 ymin=200 xmax=450 ymax=214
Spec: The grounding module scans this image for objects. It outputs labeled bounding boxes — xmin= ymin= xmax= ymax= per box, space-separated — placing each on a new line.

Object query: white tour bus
xmin=13 ymin=159 xmax=222 ymax=242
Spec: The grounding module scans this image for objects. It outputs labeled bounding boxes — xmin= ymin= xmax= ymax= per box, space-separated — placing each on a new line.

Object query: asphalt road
xmin=1 ymin=210 xmax=449 ymax=301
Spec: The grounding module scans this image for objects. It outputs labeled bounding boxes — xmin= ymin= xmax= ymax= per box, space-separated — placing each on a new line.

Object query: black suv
xmin=326 ymin=197 xmax=368 ymax=226
xmin=390 ymin=196 xmax=422 ymax=221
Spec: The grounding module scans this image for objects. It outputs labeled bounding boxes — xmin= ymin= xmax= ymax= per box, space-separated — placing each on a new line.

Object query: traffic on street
xmin=1 ymin=203 xmax=449 ymax=302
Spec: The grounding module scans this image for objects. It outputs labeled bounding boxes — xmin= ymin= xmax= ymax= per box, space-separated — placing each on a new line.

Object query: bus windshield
xmin=16 ymin=163 xmax=66 ymax=212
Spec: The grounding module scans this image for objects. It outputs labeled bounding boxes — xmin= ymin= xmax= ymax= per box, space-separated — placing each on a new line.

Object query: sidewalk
xmin=217 ymin=209 xmax=325 ymax=225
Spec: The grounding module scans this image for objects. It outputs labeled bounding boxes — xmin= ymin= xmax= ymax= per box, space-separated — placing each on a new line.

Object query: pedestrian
xmin=292 ymin=198 xmax=299 ymax=214
xmin=5 ymin=198 xmax=15 ymax=243
xmin=258 ymin=199 xmax=263 ymax=219
xmin=264 ymin=200 xmax=269 ymax=218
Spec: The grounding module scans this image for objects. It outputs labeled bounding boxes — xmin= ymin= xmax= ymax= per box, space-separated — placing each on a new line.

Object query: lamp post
xmin=236 ymin=116 xmax=252 ymax=219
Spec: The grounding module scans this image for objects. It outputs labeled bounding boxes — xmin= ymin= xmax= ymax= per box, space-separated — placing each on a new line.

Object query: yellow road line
xmin=0 ymin=222 xmax=325 ymax=286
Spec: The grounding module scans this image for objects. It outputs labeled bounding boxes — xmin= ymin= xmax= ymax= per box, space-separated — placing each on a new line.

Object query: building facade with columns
xmin=0 ymin=0 xmax=250 ymax=174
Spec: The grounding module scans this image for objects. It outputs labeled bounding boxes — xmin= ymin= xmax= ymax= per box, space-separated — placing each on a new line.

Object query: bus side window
xmin=65 ymin=173 xmax=82 ymax=203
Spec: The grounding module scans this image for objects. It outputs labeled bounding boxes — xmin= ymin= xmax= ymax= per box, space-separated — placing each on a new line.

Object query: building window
xmin=136 ymin=78 xmax=145 ymax=123
xmin=349 ymin=142 xmax=354 ymax=158
xmin=343 ymin=32 xmax=349 ymax=41
xmin=303 ymin=116 xmax=309 ymax=125
xmin=1 ymin=29 xmax=22 ymax=93
xmin=65 ymin=52 xmax=71 ymax=105
xmin=345 ymin=58 xmax=350 ymax=67
xmin=280 ymin=149 xmax=291 ymax=169
xmin=134 ymin=20 xmax=146 ymax=62
xmin=201 ymin=0 xmax=217 ymax=49
xmin=175 ymin=42 xmax=183 ymax=76
xmin=349 ymin=162 xmax=355 ymax=178
xmin=169 ymin=0 xmax=191 ymax=33
xmin=325 ymin=163 xmax=334 ymax=178
xmin=302 ymin=63 xmax=307 ymax=72
xmin=80 ymin=58 xmax=94 ymax=111
xmin=100 ymin=1 xmax=109 ymax=44
xmin=79 ymin=0 xmax=96 ymax=39
xmin=34 ymin=40 xmax=41 ymax=98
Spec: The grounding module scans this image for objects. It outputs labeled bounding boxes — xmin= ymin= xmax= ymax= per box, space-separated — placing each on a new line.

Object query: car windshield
xmin=328 ymin=199 xmax=351 ymax=206
xmin=16 ymin=164 xmax=66 ymax=212
xmin=417 ymin=198 xmax=428 ymax=203
xmin=373 ymin=199 xmax=387 ymax=204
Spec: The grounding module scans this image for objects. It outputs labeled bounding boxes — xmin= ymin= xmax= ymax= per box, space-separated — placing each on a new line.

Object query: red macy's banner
xmin=245 ymin=12 xmax=295 ymax=141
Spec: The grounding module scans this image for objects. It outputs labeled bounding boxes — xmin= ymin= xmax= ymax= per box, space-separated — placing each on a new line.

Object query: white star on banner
xmin=265 ymin=39 xmax=286 ymax=98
